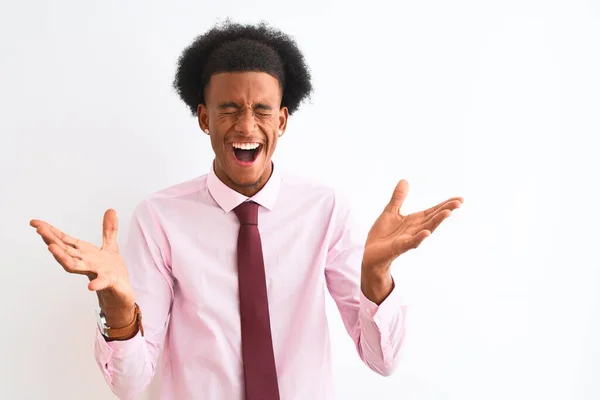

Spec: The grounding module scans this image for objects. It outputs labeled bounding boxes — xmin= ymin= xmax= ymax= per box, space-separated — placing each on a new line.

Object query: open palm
xmin=30 ymin=209 xmax=135 ymax=310
xmin=363 ymin=180 xmax=463 ymax=271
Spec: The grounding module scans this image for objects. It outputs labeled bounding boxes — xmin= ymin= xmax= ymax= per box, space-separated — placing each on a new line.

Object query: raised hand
xmin=363 ymin=180 xmax=463 ymax=273
xmin=30 ymin=209 xmax=135 ymax=324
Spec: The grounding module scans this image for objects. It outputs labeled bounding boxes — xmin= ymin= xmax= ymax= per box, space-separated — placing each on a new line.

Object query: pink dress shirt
xmin=94 ymin=162 xmax=407 ymax=400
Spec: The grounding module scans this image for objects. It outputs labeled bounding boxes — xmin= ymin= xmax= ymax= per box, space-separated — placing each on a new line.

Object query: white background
xmin=1 ymin=0 xmax=599 ymax=399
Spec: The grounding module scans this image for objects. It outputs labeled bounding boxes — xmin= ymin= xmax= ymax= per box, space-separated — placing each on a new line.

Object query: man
xmin=30 ymin=20 xmax=463 ymax=400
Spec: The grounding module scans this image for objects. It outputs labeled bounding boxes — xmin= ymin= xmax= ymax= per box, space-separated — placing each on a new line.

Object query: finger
xmin=423 ymin=209 xmax=452 ymax=233
xmin=64 ymin=244 xmax=84 ymax=260
xmin=30 ymin=219 xmax=45 ymax=229
xmin=102 ymin=209 xmax=119 ymax=251
xmin=48 ymin=244 xmax=90 ymax=275
xmin=48 ymin=225 xmax=81 ymax=248
xmin=32 ymin=220 xmax=81 ymax=249
xmin=422 ymin=201 xmax=456 ymax=225
xmin=385 ymin=180 xmax=409 ymax=214
xmin=423 ymin=197 xmax=463 ymax=217
xmin=411 ymin=230 xmax=431 ymax=249
xmin=423 ymin=197 xmax=462 ymax=216
xmin=35 ymin=223 xmax=67 ymax=248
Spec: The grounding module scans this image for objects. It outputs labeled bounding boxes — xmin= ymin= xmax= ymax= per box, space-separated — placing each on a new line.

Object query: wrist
xmin=361 ymin=268 xmax=394 ymax=305
xmin=101 ymin=304 xmax=136 ymax=328
xmin=97 ymin=303 xmax=144 ymax=341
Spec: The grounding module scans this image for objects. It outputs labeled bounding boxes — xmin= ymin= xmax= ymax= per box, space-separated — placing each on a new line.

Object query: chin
xmin=215 ymin=144 xmax=272 ymax=193
xmin=229 ymin=174 xmax=261 ymax=189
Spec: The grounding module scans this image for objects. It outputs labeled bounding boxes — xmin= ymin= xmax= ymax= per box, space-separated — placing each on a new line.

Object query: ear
xmin=278 ymin=106 xmax=289 ymax=137
xmin=197 ymin=104 xmax=210 ymax=134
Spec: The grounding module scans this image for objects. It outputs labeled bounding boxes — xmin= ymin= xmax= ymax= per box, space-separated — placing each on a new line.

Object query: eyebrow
xmin=216 ymin=102 xmax=273 ymax=111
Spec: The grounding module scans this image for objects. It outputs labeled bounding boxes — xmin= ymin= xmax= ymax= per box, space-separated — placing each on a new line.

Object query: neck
xmin=214 ymin=161 xmax=273 ymax=197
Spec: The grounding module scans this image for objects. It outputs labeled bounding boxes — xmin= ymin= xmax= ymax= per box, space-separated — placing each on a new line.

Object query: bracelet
xmin=103 ymin=303 xmax=144 ymax=340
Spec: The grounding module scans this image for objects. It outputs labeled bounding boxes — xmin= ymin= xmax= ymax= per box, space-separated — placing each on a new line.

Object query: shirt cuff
xmin=359 ymin=278 xmax=404 ymax=327
xmin=95 ymin=325 xmax=144 ymax=360
xmin=94 ymin=326 xmax=144 ymax=382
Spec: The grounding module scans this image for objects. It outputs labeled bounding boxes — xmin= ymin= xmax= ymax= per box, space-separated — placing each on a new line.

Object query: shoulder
xmin=148 ymin=174 xmax=208 ymax=201
xmin=280 ymin=172 xmax=335 ymax=196
xmin=278 ymin=171 xmax=352 ymax=216
xmin=131 ymin=174 xmax=209 ymax=218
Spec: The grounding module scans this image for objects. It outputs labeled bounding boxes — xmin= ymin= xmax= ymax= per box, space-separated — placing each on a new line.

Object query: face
xmin=198 ymin=71 xmax=288 ymax=197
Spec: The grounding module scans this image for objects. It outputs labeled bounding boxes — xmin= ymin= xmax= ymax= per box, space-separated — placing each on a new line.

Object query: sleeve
xmin=324 ymin=193 xmax=407 ymax=376
xmin=93 ymin=199 xmax=174 ymax=399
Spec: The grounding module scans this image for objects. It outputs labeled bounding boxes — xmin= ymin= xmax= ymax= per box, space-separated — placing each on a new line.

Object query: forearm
xmin=325 ymin=193 xmax=406 ymax=376
xmin=355 ymin=279 xmax=406 ymax=376
xmin=93 ymin=293 xmax=161 ymax=398
xmin=94 ymin=324 xmax=158 ymax=400
xmin=93 ymin=200 xmax=173 ymax=399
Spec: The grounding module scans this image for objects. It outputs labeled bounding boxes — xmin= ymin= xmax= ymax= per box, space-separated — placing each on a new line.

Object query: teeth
xmin=232 ymin=142 xmax=260 ymax=150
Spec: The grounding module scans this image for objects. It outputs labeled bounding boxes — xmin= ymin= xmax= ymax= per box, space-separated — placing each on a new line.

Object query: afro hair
xmin=172 ymin=19 xmax=313 ymax=116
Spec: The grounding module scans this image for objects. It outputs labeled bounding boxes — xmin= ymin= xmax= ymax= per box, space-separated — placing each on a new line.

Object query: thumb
xmin=88 ymin=275 xmax=110 ymax=291
xmin=102 ymin=209 xmax=119 ymax=251
xmin=385 ymin=179 xmax=409 ymax=214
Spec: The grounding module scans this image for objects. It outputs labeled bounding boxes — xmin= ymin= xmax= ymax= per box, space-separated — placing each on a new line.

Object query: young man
xmin=31 ymin=21 xmax=463 ymax=400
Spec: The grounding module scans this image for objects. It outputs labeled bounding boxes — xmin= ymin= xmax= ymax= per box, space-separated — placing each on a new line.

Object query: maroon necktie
xmin=233 ymin=201 xmax=280 ymax=400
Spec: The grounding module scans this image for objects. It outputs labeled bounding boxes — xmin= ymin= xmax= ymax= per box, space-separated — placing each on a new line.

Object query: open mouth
xmin=231 ymin=143 xmax=262 ymax=164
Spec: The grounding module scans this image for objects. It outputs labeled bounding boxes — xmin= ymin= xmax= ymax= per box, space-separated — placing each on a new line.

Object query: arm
xmin=94 ymin=200 xmax=174 ymax=399
xmin=324 ymin=194 xmax=406 ymax=376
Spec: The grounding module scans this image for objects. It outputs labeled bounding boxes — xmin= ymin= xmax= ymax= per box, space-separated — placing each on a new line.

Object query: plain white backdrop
xmin=1 ymin=0 xmax=599 ymax=399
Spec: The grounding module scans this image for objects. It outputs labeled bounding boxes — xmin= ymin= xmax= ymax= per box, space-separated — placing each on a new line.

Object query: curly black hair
xmin=172 ymin=19 xmax=313 ymax=116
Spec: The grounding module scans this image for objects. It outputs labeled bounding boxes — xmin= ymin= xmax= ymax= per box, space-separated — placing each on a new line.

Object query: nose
xmin=234 ymin=108 xmax=257 ymax=136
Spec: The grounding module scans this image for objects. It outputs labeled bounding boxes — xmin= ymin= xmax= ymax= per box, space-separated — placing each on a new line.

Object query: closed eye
xmin=216 ymin=102 xmax=274 ymax=117
xmin=254 ymin=104 xmax=273 ymax=118
xmin=217 ymin=102 xmax=239 ymax=114
xmin=255 ymin=103 xmax=272 ymax=112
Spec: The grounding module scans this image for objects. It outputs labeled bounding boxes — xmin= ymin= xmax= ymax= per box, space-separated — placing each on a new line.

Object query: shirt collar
xmin=207 ymin=160 xmax=282 ymax=213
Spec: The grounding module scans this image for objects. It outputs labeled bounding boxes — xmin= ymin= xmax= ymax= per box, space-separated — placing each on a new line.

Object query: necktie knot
xmin=234 ymin=201 xmax=259 ymax=226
